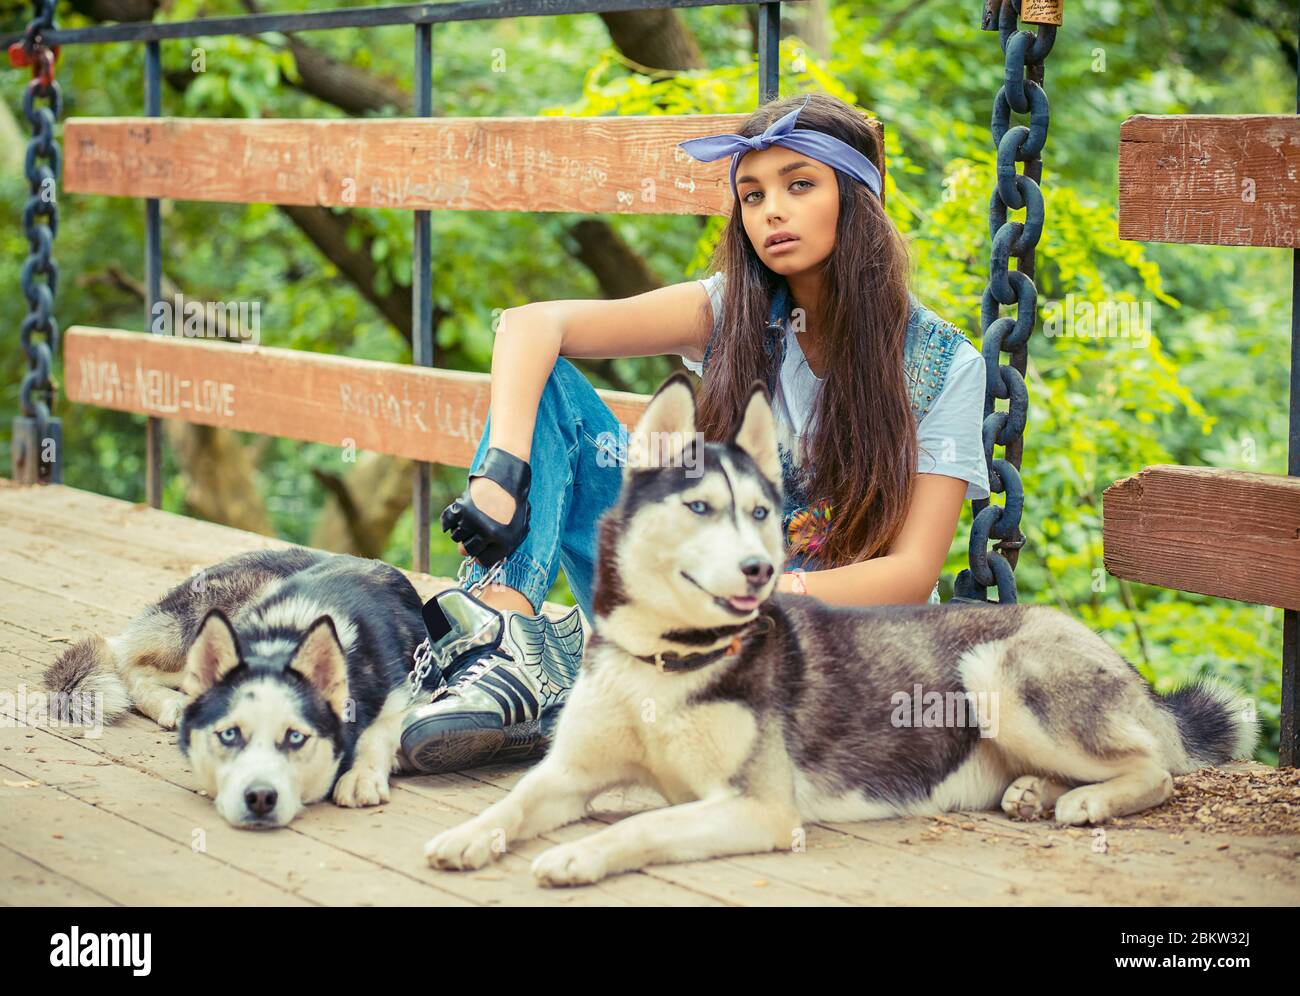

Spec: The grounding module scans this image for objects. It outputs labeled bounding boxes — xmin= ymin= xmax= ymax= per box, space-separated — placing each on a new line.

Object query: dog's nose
xmin=740 ymin=557 xmax=773 ymax=587
xmin=245 ymin=783 xmax=278 ymax=816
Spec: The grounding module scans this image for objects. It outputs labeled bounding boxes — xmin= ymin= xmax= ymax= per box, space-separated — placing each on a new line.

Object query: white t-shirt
xmin=682 ymin=272 xmax=991 ymax=502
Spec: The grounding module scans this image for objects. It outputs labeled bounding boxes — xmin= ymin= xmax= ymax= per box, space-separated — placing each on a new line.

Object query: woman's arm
xmin=462 ymin=281 xmax=716 ymax=534
xmin=775 ymin=473 xmax=968 ymax=606
xmin=486 ymin=281 xmax=712 ymax=460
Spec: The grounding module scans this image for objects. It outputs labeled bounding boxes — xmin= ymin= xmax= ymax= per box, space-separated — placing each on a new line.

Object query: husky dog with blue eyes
xmin=45 ymin=548 xmax=433 ymax=828
xmin=425 ymin=373 xmax=1257 ymax=887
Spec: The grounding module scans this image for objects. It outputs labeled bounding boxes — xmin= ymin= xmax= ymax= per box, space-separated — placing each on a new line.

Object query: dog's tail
xmin=1159 ymin=679 xmax=1258 ymax=771
xmin=44 ymin=634 xmax=132 ymax=725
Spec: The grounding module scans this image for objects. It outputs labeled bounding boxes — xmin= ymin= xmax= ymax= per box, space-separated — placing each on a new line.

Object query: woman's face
xmin=735 ymin=145 xmax=839 ymax=276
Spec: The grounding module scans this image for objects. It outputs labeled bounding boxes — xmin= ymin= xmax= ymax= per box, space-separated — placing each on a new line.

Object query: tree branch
xmin=68 ymin=0 xmax=161 ymax=21
xmin=598 ymin=10 xmax=705 ymax=72
xmin=279 ymin=203 xmax=444 ymax=344
xmin=238 ymin=0 xmax=412 ymax=115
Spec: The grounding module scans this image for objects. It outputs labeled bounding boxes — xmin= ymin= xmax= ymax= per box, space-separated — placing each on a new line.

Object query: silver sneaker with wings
xmin=399 ymin=587 xmax=584 ymax=775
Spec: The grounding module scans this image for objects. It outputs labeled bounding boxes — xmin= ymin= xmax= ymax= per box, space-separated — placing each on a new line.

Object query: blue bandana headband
xmin=677 ymin=95 xmax=883 ymax=201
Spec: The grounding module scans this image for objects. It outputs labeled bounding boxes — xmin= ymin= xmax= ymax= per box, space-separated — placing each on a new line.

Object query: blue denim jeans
xmin=458 ymin=357 xmax=822 ymax=621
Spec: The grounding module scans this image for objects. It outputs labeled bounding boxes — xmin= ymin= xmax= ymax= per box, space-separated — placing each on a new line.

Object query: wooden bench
xmin=1113 ymin=113 xmax=1300 ymax=764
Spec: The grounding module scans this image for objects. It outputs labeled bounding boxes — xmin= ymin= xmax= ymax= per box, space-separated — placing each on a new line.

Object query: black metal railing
xmin=1 ymin=0 xmax=763 ymax=47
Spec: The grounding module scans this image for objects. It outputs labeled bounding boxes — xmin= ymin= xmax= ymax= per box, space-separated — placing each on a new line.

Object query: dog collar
xmin=635 ymin=633 xmax=746 ymax=673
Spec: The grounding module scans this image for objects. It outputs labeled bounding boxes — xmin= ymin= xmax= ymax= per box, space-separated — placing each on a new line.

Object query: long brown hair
xmin=694 ymin=92 xmax=915 ymax=568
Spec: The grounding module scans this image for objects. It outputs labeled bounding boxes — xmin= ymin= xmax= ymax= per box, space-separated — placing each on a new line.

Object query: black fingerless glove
xmin=440 ymin=447 xmax=532 ymax=568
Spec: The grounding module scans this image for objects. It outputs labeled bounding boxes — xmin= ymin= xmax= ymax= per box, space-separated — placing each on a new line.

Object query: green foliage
xmin=1 ymin=1 xmax=1292 ymax=760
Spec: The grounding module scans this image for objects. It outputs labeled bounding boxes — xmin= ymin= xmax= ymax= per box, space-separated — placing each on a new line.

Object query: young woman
xmin=399 ymin=91 xmax=991 ymax=775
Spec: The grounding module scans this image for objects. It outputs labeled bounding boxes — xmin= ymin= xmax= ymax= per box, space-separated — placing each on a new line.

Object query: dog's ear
xmin=627 ymin=372 xmax=697 ymax=470
xmin=182 ymin=609 xmax=243 ymax=698
xmin=286 ymin=617 xmax=350 ymax=718
xmin=729 ymin=381 xmax=780 ymax=484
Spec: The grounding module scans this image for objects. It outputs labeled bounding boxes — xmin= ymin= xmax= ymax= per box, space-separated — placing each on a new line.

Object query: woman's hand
xmin=441 ymin=447 xmax=532 ymax=567
xmin=453 ymin=477 xmax=516 ymax=557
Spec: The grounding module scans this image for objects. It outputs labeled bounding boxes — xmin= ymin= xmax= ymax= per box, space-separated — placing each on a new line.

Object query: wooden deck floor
xmin=2 ymin=479 xmax=1298 ymax=907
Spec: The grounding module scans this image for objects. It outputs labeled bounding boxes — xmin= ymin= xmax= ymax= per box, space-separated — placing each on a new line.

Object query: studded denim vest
xmin=699 ymin=278 xmax=966 ymax=567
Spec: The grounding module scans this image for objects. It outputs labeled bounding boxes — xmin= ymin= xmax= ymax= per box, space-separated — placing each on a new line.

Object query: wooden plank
xmin=298 ymin=781 xmax=722 ymax=908
xmin=836 ymin=811 xmax=1300 ymax=906
xmin=0 ymin=757 xmax=311 ymax=906
xmin=0 ymin=726 xmax=476 ymax=907
xmin=0 ymin=483 xmax=579 ymax=621
xmin=0 ymin=616 xmax=71 ymax=665
xmin=0 ymin=843 xmax=118 ymax=906
xmin=1118 ymin=114 xmax=1300 ymax=248
xmin=0 ymin=579 xmax=136 ymax=646
xmin=0 ymin=477 xmax=293 ymax=557
xmin=61 ymin=115 xmax=770 ymax=215
xmin=1102 ymin=464 xmax=1300 ymax=610
xmin=62 ymin=327 xmax=650 ymax=468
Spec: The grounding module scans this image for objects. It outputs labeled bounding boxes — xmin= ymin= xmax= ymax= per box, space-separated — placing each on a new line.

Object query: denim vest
xmin=700 ymin=278 xmax=966 ymax=566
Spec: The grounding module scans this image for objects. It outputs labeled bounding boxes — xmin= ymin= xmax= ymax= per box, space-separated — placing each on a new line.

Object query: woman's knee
xmin=547 ymin=356 xmax=602 ymax=411
xmin=473 ymin=357 xmax=583 ymax=461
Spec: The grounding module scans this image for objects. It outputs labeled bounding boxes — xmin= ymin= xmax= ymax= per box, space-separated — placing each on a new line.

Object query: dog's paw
xmin=1001 ymin=775 xmax=1050 ymax=821
xmin=333 ymin=765 xmax=390 ymax=808
xmin=532 ymin=842 xmax=607 ymax=888
xmin=1053 ymin=787 xmax=1110 ymax=826
xmin=425 ymin=822 xmax=502 ymax=871
xmin=155 ymin=692 xmax=188 ymax=730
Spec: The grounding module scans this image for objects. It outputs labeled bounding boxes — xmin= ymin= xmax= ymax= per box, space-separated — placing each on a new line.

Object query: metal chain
xmin=405 ymin=555 xmax=505 ymax=701
xmin=9 ymin=0 xmax=63 ymax=484
xmin=954 ymin=0 xmax=1055 ymax=604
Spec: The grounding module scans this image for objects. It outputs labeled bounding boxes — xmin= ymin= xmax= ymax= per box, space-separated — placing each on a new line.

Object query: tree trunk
xmin=309 ymin=453 xmax=416 ymax=557
xmin=164 ymin=422 xmax=275 ymax=535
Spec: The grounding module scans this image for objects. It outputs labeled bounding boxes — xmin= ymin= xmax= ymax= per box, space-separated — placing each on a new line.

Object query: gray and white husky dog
xmin=425 ymin=373 xmax=1257 ymax=887
xmin=46 ymin=548 xmax=430 ymax=828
